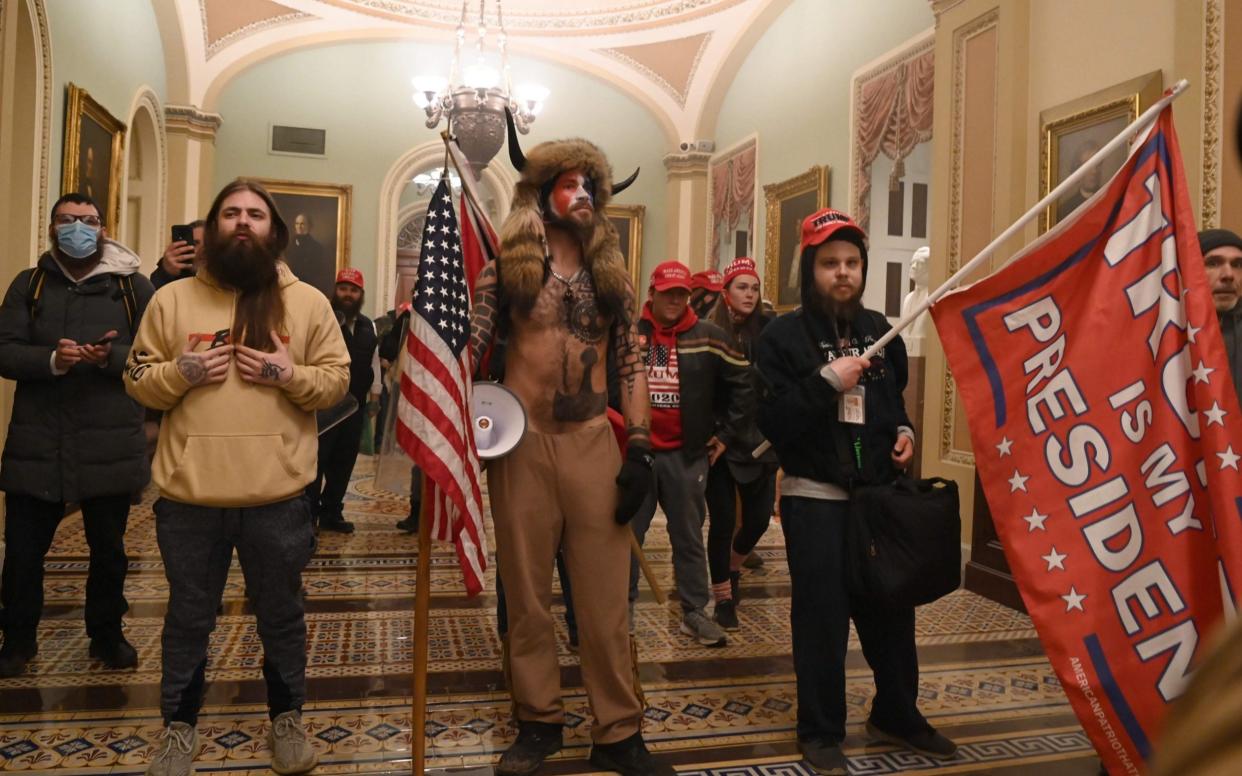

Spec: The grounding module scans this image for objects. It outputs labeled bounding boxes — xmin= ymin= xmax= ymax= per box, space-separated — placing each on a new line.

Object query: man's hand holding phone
xmin=78 ymin=330 xmax=118 ymax=366
xmin=164 ymin=225 xmax=198 ymax=275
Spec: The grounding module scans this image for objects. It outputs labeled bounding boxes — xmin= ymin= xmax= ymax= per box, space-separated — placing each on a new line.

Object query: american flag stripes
xmin=395 ymin=177 xmax=487 ymax=595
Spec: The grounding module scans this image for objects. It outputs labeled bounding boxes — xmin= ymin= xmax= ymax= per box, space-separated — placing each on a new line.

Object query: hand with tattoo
xmin=177 ymin=335 xmax=233 ymax=387
xmin=235 ymin=329 xmax=294 ymax=386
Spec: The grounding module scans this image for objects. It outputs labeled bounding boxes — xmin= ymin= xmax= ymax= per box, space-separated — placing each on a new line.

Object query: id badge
xmin=838 ymin=386 xmax=866 ymax=425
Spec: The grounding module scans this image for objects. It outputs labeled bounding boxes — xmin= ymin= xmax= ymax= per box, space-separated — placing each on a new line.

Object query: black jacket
xmin=1221 ymin=301 xmax=1241 ymax=408
xmin=637 ymin=316 xmax=753 ymax=457
xmin=341 ymin=313 xmax=377 ymax=403
xmin=713 ymin=311 xmax=778 ymax=481
xmin=0 ymin=247 xmax=154 ymax=502
xmin=151 ymin=260 xmax=194 ymax=290
xmin=755 ymin=307 xmax=911 ymax=489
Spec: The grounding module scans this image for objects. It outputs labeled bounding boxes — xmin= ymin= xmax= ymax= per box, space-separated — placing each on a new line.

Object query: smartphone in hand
xmin=92 ymin=332 xmax=119 ymax=346
xmin=171 ymin=224 xmax=196 ymax=245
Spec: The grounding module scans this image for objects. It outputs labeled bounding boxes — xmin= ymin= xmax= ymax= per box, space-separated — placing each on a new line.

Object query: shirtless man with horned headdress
xmin=469 ymin=116 xmax=671 ymax=776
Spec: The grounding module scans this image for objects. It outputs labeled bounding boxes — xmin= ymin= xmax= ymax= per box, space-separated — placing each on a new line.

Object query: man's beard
xmin=333 ymin=294 xmax=362 ymax=317
xmin=815 ymin=290 xmax=862 ymax=327
xmin=205 ymin=230 xmax=278 ymax=293
xmin=546 ymin=206 xmax=594 ymax=244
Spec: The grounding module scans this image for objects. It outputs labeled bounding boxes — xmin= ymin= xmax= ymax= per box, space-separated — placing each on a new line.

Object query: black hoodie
xmin=753 ymin=241 xmax=912 ymax=489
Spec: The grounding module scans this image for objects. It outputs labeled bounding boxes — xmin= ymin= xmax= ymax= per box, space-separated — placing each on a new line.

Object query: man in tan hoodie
xmin=124 ymin=180 xmax=349 ymax=776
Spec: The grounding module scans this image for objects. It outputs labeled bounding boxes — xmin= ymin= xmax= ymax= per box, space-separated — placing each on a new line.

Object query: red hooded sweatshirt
xmin=640 ymin=302 xmax=698 ymax=451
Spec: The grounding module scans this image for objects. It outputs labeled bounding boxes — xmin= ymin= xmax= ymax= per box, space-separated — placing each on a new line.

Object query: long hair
xmin=204 ymin=179 xmax=290 ymax=350
xmin=709 ymin=285 xmax=764 ymax=353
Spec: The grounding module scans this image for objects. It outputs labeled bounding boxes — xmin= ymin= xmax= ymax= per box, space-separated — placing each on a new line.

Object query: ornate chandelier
xmin=412 ymin=0 xmax=548 ymax=177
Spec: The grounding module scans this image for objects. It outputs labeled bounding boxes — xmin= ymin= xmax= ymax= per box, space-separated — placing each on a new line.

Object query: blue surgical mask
xmin=55 ymin=220 xmax=100 ymax=259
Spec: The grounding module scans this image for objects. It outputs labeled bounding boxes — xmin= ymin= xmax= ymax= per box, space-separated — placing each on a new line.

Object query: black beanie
xmin=1199 ymin=228 xmax=1242 ymax=256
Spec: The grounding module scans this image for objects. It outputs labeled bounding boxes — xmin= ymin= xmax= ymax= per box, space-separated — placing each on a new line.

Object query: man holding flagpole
xmin=467 ymin=122 xmax=669 ymax=776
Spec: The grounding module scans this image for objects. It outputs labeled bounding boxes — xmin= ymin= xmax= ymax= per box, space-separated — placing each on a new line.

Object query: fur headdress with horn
xmin=500 ymin=110 xmax=639 ymax=320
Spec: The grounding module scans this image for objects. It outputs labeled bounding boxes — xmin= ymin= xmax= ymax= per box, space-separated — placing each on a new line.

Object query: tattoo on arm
xmin=611 ymin=284 xmax=650 ymax=445
xmin=176 ymin=354 xmax=207 ymax=385
xmin=469 ymin=263 xmax=499 ymax=373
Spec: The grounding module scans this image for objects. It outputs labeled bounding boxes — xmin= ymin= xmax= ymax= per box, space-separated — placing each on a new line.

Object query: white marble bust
xmin=901 ymin=246 xmax=931 ymax=356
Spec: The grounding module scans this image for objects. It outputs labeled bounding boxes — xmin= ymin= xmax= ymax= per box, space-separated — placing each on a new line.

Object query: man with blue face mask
xmin=0 ymin=193 xmax=155 ymax=677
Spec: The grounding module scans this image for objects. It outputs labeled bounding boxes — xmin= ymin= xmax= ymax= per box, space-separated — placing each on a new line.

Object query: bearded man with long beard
xmin=125 ymin=180 xmax=349 ymax=776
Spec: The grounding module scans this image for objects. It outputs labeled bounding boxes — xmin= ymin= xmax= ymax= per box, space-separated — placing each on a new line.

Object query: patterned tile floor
xmin=0 ymin=456 xmax=1100 ymax=774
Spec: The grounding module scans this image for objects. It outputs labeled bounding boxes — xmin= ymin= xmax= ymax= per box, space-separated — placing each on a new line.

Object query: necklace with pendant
xmin=549 ymin=266 xmax=584 ymax=321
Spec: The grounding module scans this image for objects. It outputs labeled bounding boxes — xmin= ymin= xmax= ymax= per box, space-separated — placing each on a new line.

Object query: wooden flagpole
xmin=411 ymin=477 xmax=433 ymax=775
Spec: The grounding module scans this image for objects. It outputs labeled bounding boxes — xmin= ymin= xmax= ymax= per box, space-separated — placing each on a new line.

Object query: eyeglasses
xmin=52 ymin=213 xmax=102 ymax=227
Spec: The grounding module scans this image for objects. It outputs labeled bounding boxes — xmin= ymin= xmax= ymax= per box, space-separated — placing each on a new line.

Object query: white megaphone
xmin=470 ymin=381 xmax=527 ymax=459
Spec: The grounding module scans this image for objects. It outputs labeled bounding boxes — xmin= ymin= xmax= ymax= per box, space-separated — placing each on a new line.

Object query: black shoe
xmin=714 ymin=600 xmax=739 ymax=631
xmin=742 ymin=551 xmax=764 ymax=569
xmin=0 ymin=638 xmax=36 ymax=678
xmin=320 ymin=517 xmax=355 ymax=534
xmin=865 ymin=720 xmax=957 ymax=759
xmin=588 ymin=732 xmax=674 ymax=776
xmin=395 ymin=516 xmax=418 ymax=534
xmin=89 ymin=635 xmax=138 ymax=669
xmin=797 ymin=738 xmax=847 ymax=775
xmin=496 ymin=721 xmax=563 ymax=776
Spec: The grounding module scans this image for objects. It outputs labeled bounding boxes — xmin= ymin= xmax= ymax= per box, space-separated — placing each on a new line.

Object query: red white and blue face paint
xmin=549 ymin=170 xmax=593 ymax=220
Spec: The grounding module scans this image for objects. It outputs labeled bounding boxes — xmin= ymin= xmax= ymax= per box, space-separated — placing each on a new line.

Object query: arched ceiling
xmin=158 ymin=0 xmax=792 ymax=144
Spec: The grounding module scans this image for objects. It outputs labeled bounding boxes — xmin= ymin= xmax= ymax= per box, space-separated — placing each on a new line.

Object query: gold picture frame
xmin=61 ymin=83 xmax=126 ymax=231
xmin=253 ymin=178 xmax=353 ymax=299
xmin=606 ymin=203 xmax=645 ymax=294
xmin=763 ymin=165 xmax=831 ymax=311
xmin=1038 ymin=70 xmax=1162 ymax=232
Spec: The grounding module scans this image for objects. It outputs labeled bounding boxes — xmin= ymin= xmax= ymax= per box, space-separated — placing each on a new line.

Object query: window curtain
xmin=854 ymin=49 xmax=934 ymax=233
xmin=710 ymin=144 xmax=757 ymax=267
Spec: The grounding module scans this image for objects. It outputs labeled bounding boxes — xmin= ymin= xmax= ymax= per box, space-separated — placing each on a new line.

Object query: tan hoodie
xmin=124 ymin=262 xmax=349 ymax=507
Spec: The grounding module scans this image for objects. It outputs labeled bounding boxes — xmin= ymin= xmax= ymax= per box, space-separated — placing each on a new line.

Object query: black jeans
xmin=780 ymin=495 xmax=929 ymax=744
xmin=307 ymin=407 xmax=365 ymax=518
xmin=705 ymin=460 xmax=776 ymax=584
xmin=1 ymin=493 xmax=131 ymax=644
xmin=154 ymin=496 xmax=315 ymax=725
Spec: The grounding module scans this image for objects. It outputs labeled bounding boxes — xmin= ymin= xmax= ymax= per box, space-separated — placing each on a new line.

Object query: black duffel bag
xmin=845 ymin=476 xmax=962 ymax=608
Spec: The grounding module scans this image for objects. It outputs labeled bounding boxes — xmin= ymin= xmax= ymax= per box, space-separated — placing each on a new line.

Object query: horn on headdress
xmin=505 ymin=108 xmax=527 ymax=172
xmin=612 ymin=167 xmax=640 ymax=195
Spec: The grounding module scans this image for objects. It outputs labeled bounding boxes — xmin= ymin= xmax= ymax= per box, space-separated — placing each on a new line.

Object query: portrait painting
xmin=61 ymin=84 xmax=126 ymax=231
xmin=255 ymin=179 xmax=353 ymax=299
xmin=1039 ymin=71 xmax=1162 ymax=231
xmin=605 ymin=204 xmax=645 ymax=305
xmin=763 ymin=166 xmax=830 ymax=311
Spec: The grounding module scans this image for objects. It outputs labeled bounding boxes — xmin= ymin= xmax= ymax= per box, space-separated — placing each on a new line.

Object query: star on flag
xmin=1203 ymin=402 xmax=1227 ymax=427
xmin=1023 ymin=508 xmax=1049 ymax=532
xmin=1191 ymin=361 xmax=1215 ymax=384
xmin=1008 ymin=470 xmax=1029 ymax=492
xmin=1219 ymin=446 xmax=1240 ymax=471
xmin=1042 ymin=547 xmax=1067 ymax=571
xmin=1061 ymin=586 xmax=1087 ymax=612
xmin=996 ymin=437 xmax=1013 ymax=457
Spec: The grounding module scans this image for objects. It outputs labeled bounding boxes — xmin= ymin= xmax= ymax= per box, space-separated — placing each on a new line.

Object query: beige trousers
xmin=488 ymin=419 xmax=643 ymax=744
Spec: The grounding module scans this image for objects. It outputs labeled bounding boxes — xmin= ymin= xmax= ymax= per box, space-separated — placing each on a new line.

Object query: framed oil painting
xmin=255 ymin=178 xmax=353 ymax=299
xmin=61 ymin=83 xmax=126 ymax=231
xmin=763 ymin=165 xmax=831 ymax=311
xmin=1039 ymin=71 xmax=1162 ymax=232
xmin=606 ymin=203 xmax=645 ymax=297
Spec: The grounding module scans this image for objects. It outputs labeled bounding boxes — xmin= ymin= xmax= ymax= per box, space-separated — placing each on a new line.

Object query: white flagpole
xmin=752 ymin=78 xmax=1190 ymax=459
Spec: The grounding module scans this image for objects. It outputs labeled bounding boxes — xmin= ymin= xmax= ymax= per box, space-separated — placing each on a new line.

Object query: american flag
xmin=395 ymin=177 xmax=487 ymax=595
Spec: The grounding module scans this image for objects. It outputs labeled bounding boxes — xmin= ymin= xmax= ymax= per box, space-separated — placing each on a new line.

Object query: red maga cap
xmin=690 ymin=269 xmax=724 ymax=292
xmin=722 ymin=256 xmax=760 ymax=289
xmin=649 ymin=260 xmax=693 ymax=292
xmin=336 ymin=267 xmax=365 ymax=289
xmin=800 ymin=208 xmax=866 ymax=253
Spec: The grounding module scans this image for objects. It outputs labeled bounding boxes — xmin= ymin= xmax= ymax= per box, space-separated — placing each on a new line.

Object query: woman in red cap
xmin=703 ymin=256 xmax=779 ymax=630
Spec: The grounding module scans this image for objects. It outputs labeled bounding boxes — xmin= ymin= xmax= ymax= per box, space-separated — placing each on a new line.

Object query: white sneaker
xmin=269 ymin=710 xmax=319 ymax=775
xmin=146 ymin=722 xmax=197 ymax=776
xmin=680 ymin=609 xmax=727 ymax=647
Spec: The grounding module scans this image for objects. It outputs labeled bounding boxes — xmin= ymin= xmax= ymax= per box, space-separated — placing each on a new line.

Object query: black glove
xmin=614 ymin=445 xmax=655 ymax=524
